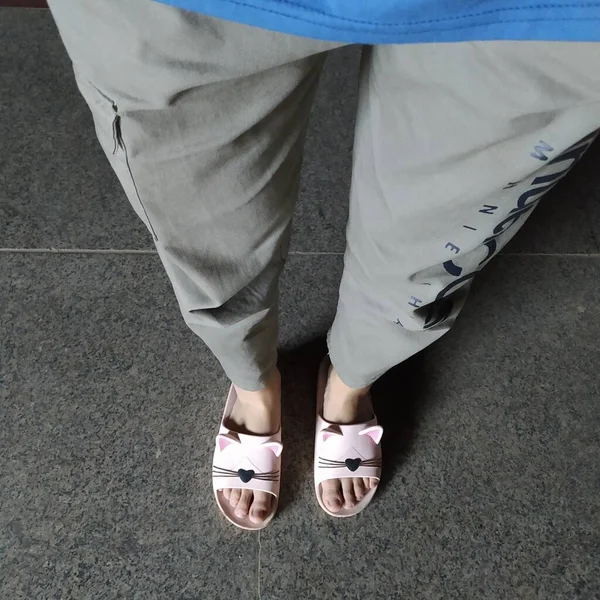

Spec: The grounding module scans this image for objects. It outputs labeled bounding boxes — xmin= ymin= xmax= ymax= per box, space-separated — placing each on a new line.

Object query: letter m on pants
xmin=530 ymin=141 xmax=554 ymax=161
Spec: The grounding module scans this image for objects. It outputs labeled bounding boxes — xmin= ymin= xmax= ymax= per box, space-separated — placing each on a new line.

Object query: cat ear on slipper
xmin=216 ymin=432 xmax=241 ymax=451
xmin=321 ymin=426 xmax=343 ymax=442
xmin=260 ymin=441 xmax=283 ymax=457
xmin=358 ymin=425 xmax=383 ymax=445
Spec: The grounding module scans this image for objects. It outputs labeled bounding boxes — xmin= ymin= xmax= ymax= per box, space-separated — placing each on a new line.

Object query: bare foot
xmin=320 ymin=364 xmax=378 ymax=513
xmin=220 ymin=369 xmax=281 ymax=524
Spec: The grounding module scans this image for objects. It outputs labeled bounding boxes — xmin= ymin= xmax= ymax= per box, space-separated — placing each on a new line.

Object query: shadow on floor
xmin=372 ymin=351 xmax=432 ymax=492
xmin=276 ymin=338 xmax=433 ymax=508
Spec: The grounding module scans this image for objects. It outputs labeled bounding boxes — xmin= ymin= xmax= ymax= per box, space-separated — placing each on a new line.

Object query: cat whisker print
xmin=318 ymin=457 xmax=382 ymax=471
xmin=212 ymin=466 xmax=279 ymax=483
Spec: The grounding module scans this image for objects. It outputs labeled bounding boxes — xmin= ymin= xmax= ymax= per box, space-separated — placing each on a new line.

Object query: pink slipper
xmin=314 ymin=359 xmax=383 ymax=517
xmin=212 ymin=386 xmax=282 ymax=530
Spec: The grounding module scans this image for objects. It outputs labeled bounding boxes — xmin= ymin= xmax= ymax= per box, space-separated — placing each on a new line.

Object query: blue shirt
xmin=159 ymin=0 xmax=600 ymax=44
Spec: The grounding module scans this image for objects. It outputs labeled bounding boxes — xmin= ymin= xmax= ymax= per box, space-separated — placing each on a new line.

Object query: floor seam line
xmin=0 ymin=248 xmax=158 ymax=255
xmin=1 ymin=248 xmax=599 ymax=258
xmin=257 ymin=530 xmax=262 ymax=600
xmin=589 ymin=226 xmax=600 ymax=253
xmin=500 ymin=252 xmax=600 ymax=257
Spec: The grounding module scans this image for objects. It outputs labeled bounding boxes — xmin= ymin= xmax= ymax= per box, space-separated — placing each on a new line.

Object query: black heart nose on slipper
xmin=237 ymin=469 xmax=255 ymax=483
xmin=345 ymin=458 xmax=361 ymax=472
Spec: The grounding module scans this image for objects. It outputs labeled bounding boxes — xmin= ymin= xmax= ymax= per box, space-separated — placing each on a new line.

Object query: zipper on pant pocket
xmin=110 ymin=104 xmax=159 ymax=242
xmin=111 ymin=103 xmax=123 ymax=155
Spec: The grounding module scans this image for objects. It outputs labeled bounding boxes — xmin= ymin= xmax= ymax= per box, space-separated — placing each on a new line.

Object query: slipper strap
xmin=212 ymin=429 xmax=282 ymax=497
xmin=314 ymin=416 xmax=383 ymax=486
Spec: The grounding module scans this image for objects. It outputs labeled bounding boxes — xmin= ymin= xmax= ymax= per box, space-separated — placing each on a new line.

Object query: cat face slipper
xmin=314 ymin=359 xmax=383 ymax=517
xmin=212 ymin=386 xmax=282 ymax=530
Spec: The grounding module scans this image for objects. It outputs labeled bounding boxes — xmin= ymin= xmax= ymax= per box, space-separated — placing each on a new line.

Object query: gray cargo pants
xmin=49 ymin=0 xmax=600 ymax=390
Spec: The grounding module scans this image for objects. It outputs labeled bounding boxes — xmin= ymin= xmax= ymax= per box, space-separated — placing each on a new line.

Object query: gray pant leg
xmin=329 ymin=42 xmax=600 ymax=388
xmin=48 ymin=0 xmax=338 ymax=390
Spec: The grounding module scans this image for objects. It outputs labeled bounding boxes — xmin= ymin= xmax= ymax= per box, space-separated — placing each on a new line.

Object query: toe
xmin=321 ymin=479 xmax=343 ymax=513
xmin=341 ymin=478 xmax=357 ymax=508
xmin=222 ymin=488 xmax=231 ymax=501
xmin=369 ymin=478 xmax=378 ymax=490
xmin=228 ymin=488 xmax=241 ymax=508
xmin=249 ymin=491 xmax=272 ymax=524
xmin=235 ymin=489 xmax=252 ymax=518
xmin=353 ymin=477 xmax=366 ymax=502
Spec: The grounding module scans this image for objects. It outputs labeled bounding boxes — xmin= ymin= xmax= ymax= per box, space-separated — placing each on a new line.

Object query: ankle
xmin=326 ymin=366 xmax=370 ymax=402
xmin=323 ymin=365 xmax=372 ymax=424
xmin=229 ymin=369 xmax=281 ymax=436
xmin=235 ymin=369 xmax=281 ymax=405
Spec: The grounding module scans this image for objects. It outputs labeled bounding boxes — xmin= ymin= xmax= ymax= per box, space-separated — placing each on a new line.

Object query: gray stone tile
xmin=504 ymin=140 xmax=600 ymax=255
xmin=0 ymin=9 xmax=152 ymax=251
xmin=0 ymin=251 xmax=343 ymax=597
xmin=291 ymin=46 xmax=359 ymax=253
xmin=261 ymin=255 xmax=600 ymax=600
xmin=279 ymin=254 xmax=343 ymax=350
xmin=2 ymin=249 xmax=599 ymax=598
xmin=578 ymin=140 xmax=600 ymax=254
xmin=0 ymin=253 xmax=256 ymax=598
xmin=0 ymin=9 xmax=355 ymax=253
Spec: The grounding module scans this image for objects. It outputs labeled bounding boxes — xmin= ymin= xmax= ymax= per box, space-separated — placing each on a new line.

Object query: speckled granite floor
xmin=1 ymin=9 xmax=599 ymax=600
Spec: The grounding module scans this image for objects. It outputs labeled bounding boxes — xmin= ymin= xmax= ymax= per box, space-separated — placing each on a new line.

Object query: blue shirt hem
xmin=159 ymin=0 xmax=600 ymax=44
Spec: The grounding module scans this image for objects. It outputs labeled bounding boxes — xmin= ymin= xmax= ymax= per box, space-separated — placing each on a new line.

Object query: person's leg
xmin=48 ymin=0 xmax=339 ymax=523
xmin=323 ymin=41 xmax=600 ymax=511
